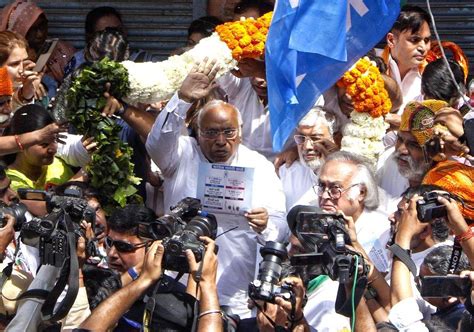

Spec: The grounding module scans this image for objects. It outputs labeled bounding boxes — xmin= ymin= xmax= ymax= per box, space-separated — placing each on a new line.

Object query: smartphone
xmin=420 ymin=275 xmax=471 ymax=298
xmin=33 ymin=38 xmax=59 ymax=72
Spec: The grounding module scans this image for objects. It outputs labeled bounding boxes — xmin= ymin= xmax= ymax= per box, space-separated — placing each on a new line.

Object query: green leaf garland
xmin=66 ymin=58 xmax=141 ymax=211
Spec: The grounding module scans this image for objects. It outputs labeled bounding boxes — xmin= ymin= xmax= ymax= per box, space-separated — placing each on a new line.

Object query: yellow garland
xmin=337 ymin=57 xmax=392 ymax=118
xmin=215 ymin=12 xmax=272 ymax=61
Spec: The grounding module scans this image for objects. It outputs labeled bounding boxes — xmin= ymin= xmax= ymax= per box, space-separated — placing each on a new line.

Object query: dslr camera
xmin=416 ymin=191 xmax=452 ymax=222
xmin=18 ymin=186 xmax=96 ymax=267
xmin=288 ymin=206 xmax=368 ymax=283
xmin=0 ymin=200 xmax=28 ymax=231
xmin=248 ymin=241 xmax=293 ymax=303
xmin=145 ymin=197 xmax=217 ymax=273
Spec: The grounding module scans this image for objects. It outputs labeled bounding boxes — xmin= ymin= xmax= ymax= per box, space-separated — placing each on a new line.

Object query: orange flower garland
xmin=215 ymin=12 xmax=272 ymax=61
xmin=337 ymin=57 xmax=392 ymax=118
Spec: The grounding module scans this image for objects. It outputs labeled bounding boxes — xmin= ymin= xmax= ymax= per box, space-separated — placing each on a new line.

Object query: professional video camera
xmin=287 ymin=205 xmax=368 ymax=284
xmin=145 ymin=197 xmax=218 ymax=273
xmin=17 ymin=186 xmax=96 ymax=267
xmin=248 ymin=241 xmax=294 ymax=303
xmin=416 ymin=191 xmax=453 ymax=222
xmin=0 ymin=200 xmax=28 ymax=231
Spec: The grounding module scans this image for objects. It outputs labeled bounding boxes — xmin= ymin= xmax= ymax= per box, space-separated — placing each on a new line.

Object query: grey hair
xmin=322 ymin=151 xmax=379 ymax=210
xmin=298 ymin=106 xmax=336 ymax=136
xmin=423 ymin=245 xmax=470 ymax=275
xmin=197 ymin=99 xmax=243 ymax=128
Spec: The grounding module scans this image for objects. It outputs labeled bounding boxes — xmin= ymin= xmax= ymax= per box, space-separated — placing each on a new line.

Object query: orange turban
xmin=0 ymin=67 xmax=13 ymax=96
xmin=400 ymin=100 xmax=449 ymax=146
xmin=422 ymin=160 xmax=474 ymax=222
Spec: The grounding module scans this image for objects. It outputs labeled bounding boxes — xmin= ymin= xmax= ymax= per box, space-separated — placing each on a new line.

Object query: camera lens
xmin=258 ymin=241 xmax=287 ymax=284
xmin=149 ymin=216 xmax=177 ymax=239
xmin=185 ymin=214 xmax=217 ymax=239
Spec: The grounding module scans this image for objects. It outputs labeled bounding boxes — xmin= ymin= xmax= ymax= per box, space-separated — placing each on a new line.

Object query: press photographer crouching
xmin=79 ymin=198 xmax=227 ymax=332
xmin=252 ymin=206 xmax=370 ymax=332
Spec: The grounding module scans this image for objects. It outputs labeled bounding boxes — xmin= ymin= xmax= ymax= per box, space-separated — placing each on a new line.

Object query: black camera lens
xmin=258 ymin=241 xmax=287 ymax=284
xmin=185 ymin=214 xmax=217 ymax=239
xmin=149 ymin=216 xmax=178 ymax=240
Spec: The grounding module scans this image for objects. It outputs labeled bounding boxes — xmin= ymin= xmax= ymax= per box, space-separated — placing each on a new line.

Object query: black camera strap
xmin=19 ymin=213 xmax=79 ymax=322
xmin=448 ymin=239 xmax=463 ymax=275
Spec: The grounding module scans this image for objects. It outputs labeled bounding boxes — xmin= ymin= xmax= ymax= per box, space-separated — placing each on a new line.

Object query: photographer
xmin=79 ymin=237 xmax=222 ymax=332
xmin=255 ymin=276 xmax=310 ymax=332
xmin=388 ymin=196 xmax=471 ymax=330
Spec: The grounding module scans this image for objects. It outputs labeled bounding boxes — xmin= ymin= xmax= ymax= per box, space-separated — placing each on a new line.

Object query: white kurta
xmin=355 ymin=208 xmax=391 ymax=274
xmin=279 ymin=161 xmax=318 ymax=210
xmin=146 ymin=93 xmax=289 ymax=317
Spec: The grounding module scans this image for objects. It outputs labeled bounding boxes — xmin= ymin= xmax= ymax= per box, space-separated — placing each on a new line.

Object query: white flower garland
xmin=122 ymin=33 xmax=237 ymax=106
xmin=341 ymin=111 xmax=389 ymax=165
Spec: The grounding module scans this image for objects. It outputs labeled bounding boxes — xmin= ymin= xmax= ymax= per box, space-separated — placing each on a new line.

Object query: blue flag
xmin=266 ymin=0 xmax=400 ymax=150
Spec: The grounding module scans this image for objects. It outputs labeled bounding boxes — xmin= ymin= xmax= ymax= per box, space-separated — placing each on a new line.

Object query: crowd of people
xmin=0 ymin=0 xmax=473 ymax=331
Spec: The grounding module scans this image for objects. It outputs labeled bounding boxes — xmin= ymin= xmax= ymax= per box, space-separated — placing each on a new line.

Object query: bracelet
xmin=455 ymin=227 xmax=474 ymax=242
xmin=14 ymin=135 xmax=24 ymax=151
xmin=198 ymin=309 xmax=222 ymax=319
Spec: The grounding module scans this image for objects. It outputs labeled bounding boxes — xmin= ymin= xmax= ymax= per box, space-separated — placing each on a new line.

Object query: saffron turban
xmin=423 ymin=160 xmax=474 ymax=222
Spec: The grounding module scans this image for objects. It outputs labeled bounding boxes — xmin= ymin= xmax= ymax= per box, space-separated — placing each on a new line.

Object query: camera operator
xmin=317 ymin=151 xmax=391 ymax=274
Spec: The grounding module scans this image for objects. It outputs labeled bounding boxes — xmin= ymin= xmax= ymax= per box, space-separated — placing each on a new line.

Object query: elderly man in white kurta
xmin=145 ymin=62 xmax=288 ymax=318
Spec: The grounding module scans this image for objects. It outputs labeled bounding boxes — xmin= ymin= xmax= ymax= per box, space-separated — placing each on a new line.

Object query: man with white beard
xmin=279 ymin=107 xmax=338 ymax=209
xmin=377 ymin=100 xmax=445 ymax=199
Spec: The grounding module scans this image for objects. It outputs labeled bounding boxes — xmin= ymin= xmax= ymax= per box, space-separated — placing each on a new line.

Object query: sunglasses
xmin=105 ymin=236 xmax=150 ymax=253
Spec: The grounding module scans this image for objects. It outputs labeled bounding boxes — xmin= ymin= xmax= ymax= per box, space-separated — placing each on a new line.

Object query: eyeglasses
xmin=199 ymin=128 xmax=238 ymax=140
xmin=294 ymin=135 xmax=322 ymax=146
xmin=105 ymin=236 xmax=150 ymax=253
xmin=313 ymin=182 xmax=361 ymax=200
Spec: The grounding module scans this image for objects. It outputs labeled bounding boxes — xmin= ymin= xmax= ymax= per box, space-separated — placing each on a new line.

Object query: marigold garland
xmin=337 ymin=57 xmax=392 ymax=118
xmin=215 ymin=12 xmax=272 ymax=61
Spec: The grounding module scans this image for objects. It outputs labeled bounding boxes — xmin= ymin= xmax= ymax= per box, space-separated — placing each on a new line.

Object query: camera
xmin=248 ymin=241 xmax=293 ymax=303
xmin=416 ymin=191 xmax=450 ymax=222
xmin=18 ymin=187 xmax=96 ymax=267
xmin=0 ymin=201 xmax=28 ymax=231
xmin=147 ymin=197 xmax=202 ymax=240
xmin=146 ymin=197 xmax=218 ymax=273
xmin=287 ymin=205 xmax=368 ymax=283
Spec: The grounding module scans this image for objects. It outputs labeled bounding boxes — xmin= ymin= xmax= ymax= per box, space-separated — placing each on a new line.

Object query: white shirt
xmin=376 ymin=50 xmax=423 ymax=113
xmin=376 ymin=146 xmax=409 ymax=199
xmin=145 ymin=93 xmax=289 ymax=318
xmin=355 ymin=208 xmax=391 ymax=273
xmin=278 ymin=161 xmax=317 ymax=210
xmin=304 ymin=278 xmax=351 ymax=332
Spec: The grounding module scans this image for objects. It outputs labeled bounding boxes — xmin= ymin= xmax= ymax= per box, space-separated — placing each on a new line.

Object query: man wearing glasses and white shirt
xmin=278 ymin=106 xmax=338 ymax=210
xmin=317 ymin=151 xmax=391 ymax=274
